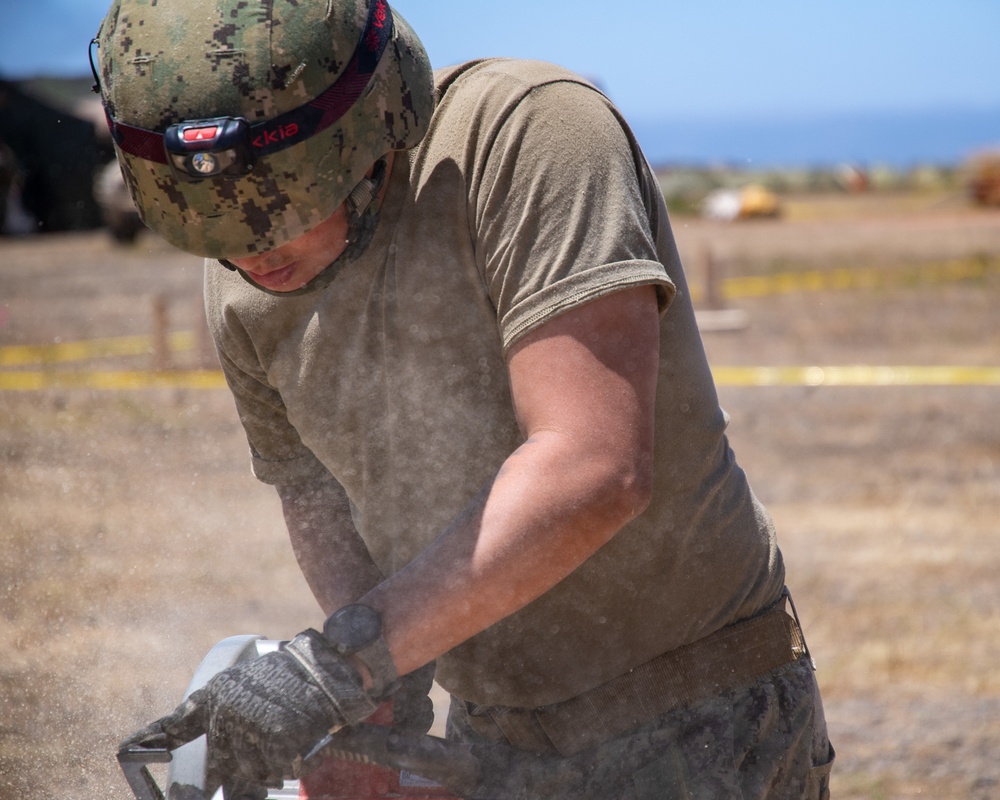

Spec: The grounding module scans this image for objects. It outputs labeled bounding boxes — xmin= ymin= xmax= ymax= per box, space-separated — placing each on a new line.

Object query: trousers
xmin=447 ymin=657 xmax=834 ymax=800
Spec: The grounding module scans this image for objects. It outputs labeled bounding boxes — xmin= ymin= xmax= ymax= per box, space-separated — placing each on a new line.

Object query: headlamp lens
xmin=163 ymin=117 xmax=254 ymax=181
xmin=191 ymin=152 xmax=220 ymax=175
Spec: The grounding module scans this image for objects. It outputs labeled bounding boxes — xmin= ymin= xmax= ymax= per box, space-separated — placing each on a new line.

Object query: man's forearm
xmin=358 ymin=426 xmax=651 ymax=678
xmin=279 ymin=475 xmax=384 ymax=615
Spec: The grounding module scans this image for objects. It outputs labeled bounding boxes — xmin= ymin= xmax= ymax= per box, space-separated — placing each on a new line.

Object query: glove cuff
xmin=284 ymin=630 xmax=379 ymax=726
xmin=323 ymin=604 xmax=400 ymax=700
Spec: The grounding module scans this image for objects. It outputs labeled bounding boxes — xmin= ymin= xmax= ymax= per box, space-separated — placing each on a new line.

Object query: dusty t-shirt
xmin=205 ymin=59 xmax=785 ymax=708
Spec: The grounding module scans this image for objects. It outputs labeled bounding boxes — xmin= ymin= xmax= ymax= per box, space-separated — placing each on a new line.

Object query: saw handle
xmin=117 ymin=745 xmax=281 ymax=800
xmin=302 ymin=724 xmax=481 ymax=797
xmin=117 ymin=746 xmax=172 ymax=800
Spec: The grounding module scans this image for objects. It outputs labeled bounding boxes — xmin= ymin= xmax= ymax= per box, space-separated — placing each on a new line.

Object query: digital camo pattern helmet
xmin=94 ymin=0 xmax=434 ymax=258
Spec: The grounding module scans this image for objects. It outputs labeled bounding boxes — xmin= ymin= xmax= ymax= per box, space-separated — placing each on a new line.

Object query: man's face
xmin=225 ymin=203 xmax=351 ymax=292
xmin=226 ymin=154 xmax=393 ymax=292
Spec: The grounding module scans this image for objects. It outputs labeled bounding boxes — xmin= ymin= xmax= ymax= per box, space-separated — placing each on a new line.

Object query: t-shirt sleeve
xmin=469 ymin=77 xmax=675 ymax=351
xmin=206 ymin=273 xmax=329 ymax=486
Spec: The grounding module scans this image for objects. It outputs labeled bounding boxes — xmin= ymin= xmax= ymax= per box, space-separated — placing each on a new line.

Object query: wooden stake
xmin=151 ymin=294 xmax=171 ymax=371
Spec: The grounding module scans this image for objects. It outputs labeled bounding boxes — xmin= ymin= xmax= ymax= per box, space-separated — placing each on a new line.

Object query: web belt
xmin=474 ymin=589 xmax=810 ymax=756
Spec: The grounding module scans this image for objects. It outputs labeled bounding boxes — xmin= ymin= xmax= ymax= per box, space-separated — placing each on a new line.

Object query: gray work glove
xmin=391 ymin=661 xmax=436 ymax=737
xmin=119 ymin=629 xmax=378 ymax=797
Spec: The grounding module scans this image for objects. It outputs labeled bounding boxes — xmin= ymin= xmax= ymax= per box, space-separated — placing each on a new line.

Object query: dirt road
xmin=2 ymin=193 xmax=999 ymax=799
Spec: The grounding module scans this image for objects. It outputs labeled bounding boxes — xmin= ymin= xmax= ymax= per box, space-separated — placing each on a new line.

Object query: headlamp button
xmin=184 ymin=126 xmax=220 ymax=143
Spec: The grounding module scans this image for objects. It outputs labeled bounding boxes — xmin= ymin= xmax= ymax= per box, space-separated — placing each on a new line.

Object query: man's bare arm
xmin=361 ymin=284 xmax=661 ymax=677
xmin=278 ymin=474 xmax=384 ymax=616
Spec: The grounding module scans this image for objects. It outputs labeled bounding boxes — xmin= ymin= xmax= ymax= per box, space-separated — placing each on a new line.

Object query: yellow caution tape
xmin=684 ymin=255 xmax=999 ymax=303
xmin=0 ymin=369 xmax=227 ymax=391
xmin=719 ymin=256 xmax=999 ymax=301
xmin=2 ymin=257 xmax=997 ymax=389
xmin=3 ymin=257 xmax=995 ymax=368
xmin=1 ymin=365 xmax=997 ymax=391
xmin=0 ymin=332 xmax=197 ymax=367
xmin=712 ymin=365 xmax=1000 ymax=386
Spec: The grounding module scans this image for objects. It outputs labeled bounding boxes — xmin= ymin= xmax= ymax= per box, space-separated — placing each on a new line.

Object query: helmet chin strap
xmin=218 ymin=155 xmax=390 ymax=297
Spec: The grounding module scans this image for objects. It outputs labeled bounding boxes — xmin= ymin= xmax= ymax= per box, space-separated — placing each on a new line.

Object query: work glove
xmin=119 ymin=629 xmax=379 ymax=796
xmin=391 ymin=661 xmax=436 ymax=737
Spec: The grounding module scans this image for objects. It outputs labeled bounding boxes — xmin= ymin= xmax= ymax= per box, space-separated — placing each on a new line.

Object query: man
xmin=97 ymin=0 xmax=833 ymax=797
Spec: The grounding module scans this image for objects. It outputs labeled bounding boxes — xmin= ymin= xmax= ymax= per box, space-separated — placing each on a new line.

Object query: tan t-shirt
xmin=205 ymin=59 xmax=785 ymax=708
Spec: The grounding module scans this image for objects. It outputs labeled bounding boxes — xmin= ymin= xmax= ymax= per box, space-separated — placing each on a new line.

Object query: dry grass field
xmin=2 ymin=189 xmax=999 ymax=799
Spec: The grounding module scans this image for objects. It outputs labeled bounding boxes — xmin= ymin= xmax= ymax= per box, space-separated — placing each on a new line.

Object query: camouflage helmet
xmin=94 ymin=0 xmax=434 ymax=258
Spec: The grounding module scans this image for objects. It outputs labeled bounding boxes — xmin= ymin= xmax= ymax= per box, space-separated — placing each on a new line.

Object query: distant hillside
xmin=6 ymin=74 xmax=96 ymax=113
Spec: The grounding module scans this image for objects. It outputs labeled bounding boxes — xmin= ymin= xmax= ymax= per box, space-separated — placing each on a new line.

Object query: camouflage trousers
xmin=447 ymin=657 xmax=834 ymax=800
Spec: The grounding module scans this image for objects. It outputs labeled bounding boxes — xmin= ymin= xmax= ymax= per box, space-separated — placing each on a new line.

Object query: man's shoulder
xmin=433 ymin=58 xmax=602 ymax=103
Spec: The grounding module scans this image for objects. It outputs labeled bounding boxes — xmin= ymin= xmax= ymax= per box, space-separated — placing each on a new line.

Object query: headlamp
xmin=90 ymin=0 xmax=395 ymax=184
xmin=163 ymin=117 xmax=254 ymax=181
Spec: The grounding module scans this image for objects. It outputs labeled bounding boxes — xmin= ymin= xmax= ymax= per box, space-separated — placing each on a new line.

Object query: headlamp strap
xmin=102 ymin=0 xmax=394 ymax=168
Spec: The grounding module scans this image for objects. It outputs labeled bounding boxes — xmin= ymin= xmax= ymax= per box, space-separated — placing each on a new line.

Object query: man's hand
xmin=390 ymin=662 xmax=436 ymax=737
xmin=119 ymin=630 xmax=379 ymax=794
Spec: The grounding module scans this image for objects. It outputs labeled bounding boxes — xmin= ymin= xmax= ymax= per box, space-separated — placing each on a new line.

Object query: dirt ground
xmin=2 ymin=190 xmax=999 ymax=799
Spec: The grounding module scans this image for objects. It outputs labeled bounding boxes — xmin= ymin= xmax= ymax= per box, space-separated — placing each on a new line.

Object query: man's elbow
xmin=604 ymin=459 xmax=654 ymax=528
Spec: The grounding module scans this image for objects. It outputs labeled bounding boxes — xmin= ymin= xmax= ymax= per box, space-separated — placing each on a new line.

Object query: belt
xmin=469 ymin=589 xmax=810 ymax=756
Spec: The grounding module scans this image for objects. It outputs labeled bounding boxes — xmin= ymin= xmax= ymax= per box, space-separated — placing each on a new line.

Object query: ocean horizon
xmin=628 ymin=105 xmax=1000 ymax=170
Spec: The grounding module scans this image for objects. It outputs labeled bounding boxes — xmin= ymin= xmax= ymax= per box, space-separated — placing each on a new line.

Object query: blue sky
xmin=407 ymin=1 xmax=1000 ymax=121
xmin=3 ymin=1 xmax=998 ymax=164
